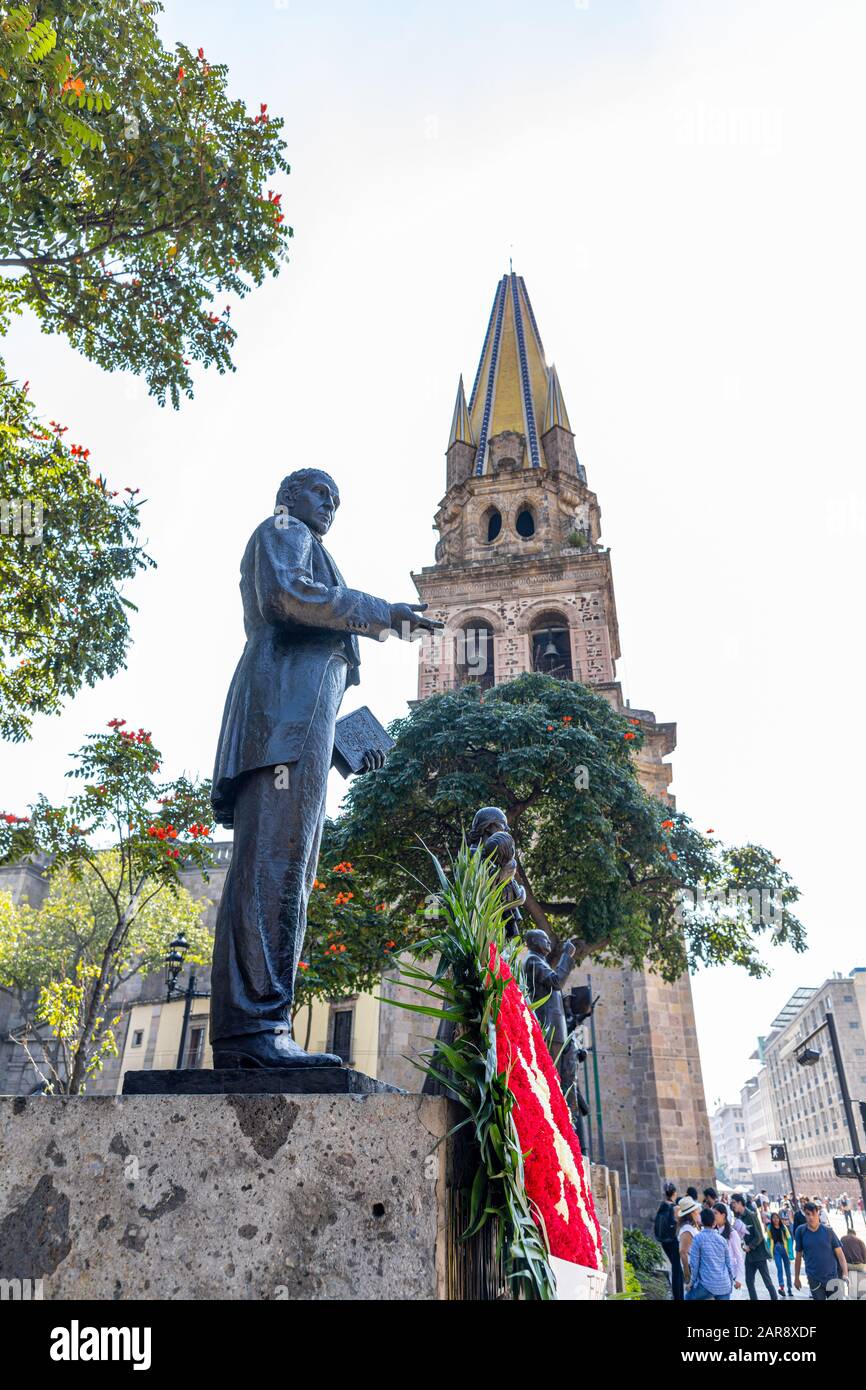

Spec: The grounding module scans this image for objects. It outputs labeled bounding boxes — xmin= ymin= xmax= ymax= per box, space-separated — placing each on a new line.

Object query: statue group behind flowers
xmin=429 ymin=806 xmax=593 ymax=1151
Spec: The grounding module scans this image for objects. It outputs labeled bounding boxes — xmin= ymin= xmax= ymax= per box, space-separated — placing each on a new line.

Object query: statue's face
xmin=291 ymin=474 xmax=340 ymax=536
xmin=526 ymin=930 xmax=551 ymax=957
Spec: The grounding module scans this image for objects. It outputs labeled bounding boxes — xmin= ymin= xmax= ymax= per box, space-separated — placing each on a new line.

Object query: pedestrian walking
xmin=767 ymin=1211 xmax=794 ymax=1297
xmin=713 ymin=1202 xmax=744 ymax=1296
xmin=840 ymin=1194 xmax=854 ymax=1234
xmin=677 ymin=1196 xmax=701 ymax=1294
xmin=730 ymin=1193 xmax=778 ymax=1301
xmin=793 ymin=1202 xmax=848 ymax=1300
xmin=685 ymin=1209 xmax=736 ymax=1301
xmin=655 ymin=1182 xmax=683 ymax=1300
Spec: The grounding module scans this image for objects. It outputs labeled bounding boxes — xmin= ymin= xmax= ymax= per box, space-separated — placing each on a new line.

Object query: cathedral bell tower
xmin=408 ymin=271 xmax=714 ymax=1222
xmin=414 ymin=272 xmax=619 ymax=700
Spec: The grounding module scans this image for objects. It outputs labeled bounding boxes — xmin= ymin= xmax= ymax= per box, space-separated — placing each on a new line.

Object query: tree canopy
xmin=0 ymin=0 xmax=290 ymax=405
xmin=0 ymin=715 xmax=215 ymax=1089
xmin=0 ymin=372 xmax=152 ymax=739
xmin=0 ymin=1 xmax=291 ymax=738
xmin=334 ymin=674 xmax=805 ymax=982
xmin=0 ymin=854 xmax=211 ymax=1090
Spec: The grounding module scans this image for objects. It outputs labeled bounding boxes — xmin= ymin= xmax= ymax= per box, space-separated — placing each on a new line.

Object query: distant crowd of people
xmin=654 ymin=1183 xmax=866 ymax=1302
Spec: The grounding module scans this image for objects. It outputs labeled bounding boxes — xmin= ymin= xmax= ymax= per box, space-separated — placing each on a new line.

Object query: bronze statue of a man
xmin=210 ymin=468 xmax=440 ymax=1068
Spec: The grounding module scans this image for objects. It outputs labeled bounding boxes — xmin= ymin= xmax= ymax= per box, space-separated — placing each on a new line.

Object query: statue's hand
xmin=359 ymin=747 xmax=385 ymax=772
xmin=563 ymin=938 xmax=577 ymax=958
xmin=388 ymin=602 xmax=445 ymax=637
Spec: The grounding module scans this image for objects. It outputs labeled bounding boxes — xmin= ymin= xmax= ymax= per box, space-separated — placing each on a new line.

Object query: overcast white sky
xmin=3 ymin=0 xmax=865 ymax=1112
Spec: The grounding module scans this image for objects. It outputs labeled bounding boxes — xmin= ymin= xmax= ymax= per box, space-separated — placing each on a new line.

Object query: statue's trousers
xmin=210 ymin=654 xmax=348 ymax=1042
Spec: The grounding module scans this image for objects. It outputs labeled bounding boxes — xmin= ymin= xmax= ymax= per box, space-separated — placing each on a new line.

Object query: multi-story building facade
xmin=740 ymin=1071 xmax=777 ymax=1192
xmin=709 ymin=1101 xmax=751 ymax=1186
xmin=761 ymin=973 xmax=866 ymax=1197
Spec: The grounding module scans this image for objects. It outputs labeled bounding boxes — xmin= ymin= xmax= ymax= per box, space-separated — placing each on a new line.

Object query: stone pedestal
xmin=122 ymin=1067 xmax=402 ymax=1097
xmin=0 ymin=1093 xmax=450 ymax=1300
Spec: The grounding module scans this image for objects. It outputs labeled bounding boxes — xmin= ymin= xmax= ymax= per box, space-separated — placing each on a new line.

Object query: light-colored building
xmin=761 ymin=972 xmax=866 ymax=1198
xmin=709 ymin=1101 xmax=751 ymax=1186
xmin=740 ymin=1071 xmax=778 ymax=1193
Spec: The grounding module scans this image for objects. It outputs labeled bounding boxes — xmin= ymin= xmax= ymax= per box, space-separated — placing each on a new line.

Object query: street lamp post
xmin=164 ymin=933 xmax=209 ymax=1070
xmin=795 ymin=1010 xmax=866 ymax=1217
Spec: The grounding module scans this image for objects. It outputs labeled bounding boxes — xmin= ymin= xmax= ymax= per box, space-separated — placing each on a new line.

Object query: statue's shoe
xmin=213 ymin=1028 xmax=341 ymax=1069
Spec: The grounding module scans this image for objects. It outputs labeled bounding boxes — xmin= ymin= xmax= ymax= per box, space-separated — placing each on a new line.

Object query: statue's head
xmin=524 ymin=928 xmax=551 ymax=957
xmin=275 ymin=469 xmax=340 ymax=537
xmin=469 ymin=806 xmax=508 ymax=844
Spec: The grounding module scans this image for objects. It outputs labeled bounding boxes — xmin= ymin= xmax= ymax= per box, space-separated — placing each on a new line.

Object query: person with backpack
xmin=655 ymin=1182 xmax=683 ymax=1300
xmin=794 ymin=1202 xmax=848 ymax=1300
xmin=731 ymin=1192 xmax=778 ymax=1301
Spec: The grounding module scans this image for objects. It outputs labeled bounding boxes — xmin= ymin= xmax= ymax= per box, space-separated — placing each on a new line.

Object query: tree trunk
xmin=68 ymin=888 xmax=143 ymax=1093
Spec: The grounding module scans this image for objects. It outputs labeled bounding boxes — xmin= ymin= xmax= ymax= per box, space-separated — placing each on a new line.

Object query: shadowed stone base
xmin=122 ymin=1067 xmax=403 ymax=1097
xmin=0 ymin=1093 xmax=449 ymax=1300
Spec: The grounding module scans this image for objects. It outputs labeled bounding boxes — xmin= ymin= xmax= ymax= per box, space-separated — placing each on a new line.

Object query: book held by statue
xmin=332 ymin=705 xmax=395 ymax=777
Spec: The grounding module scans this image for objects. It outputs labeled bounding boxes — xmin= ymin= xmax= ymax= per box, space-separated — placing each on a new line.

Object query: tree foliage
xmin=0 ymin=857 xmax=211 ymax=1090
xmin=0 ymin=371 xmax=152 ymax=739
xmin=0 ymin=715 xmax=215 ymax=1089
xmin=335 ymin=675 xmax=805 ymax=981
xmin=0 ymin=0 xmax=290 ymax=405
xmin=293 ymin=821 xmax=426 ymax=1021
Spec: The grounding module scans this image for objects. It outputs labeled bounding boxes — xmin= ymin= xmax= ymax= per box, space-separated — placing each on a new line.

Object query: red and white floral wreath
xmin=492 ymin=947 xmax=604 ymax=1272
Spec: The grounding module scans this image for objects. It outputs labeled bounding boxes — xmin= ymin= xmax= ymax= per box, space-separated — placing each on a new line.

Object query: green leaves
xmin=295 ymin=823 xmax=426 ymax=1012
xmin=337 ymin=674 xmax=806 ymax=982
xmin=0 ymin=2 xmax=290 ymax=405
xmin=385 ymin=842 xmax=557 ymax=1299
xmin=0 ymin=371 xmax=152 ymax=740
xmin=0 ymin=718 xmax=215 ymax=1092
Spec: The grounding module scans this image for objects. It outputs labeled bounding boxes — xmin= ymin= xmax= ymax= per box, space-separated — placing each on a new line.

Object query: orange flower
xmin=547 ymin=725 xmax=554 ymax=732
xmin=628 ymin=718 xmax=640 ymax=726
xmin=669 ymin=852 xmax=678 ymax=861
xmin=706 ymin=828 xmax=715 ymax=834
xmin=623 ymin=731 xmax=636 ymax=741
xmin=661 ymin=819 xmax=674 ymax=830
xmin=298 ymin=961 xmax=309 ymax=970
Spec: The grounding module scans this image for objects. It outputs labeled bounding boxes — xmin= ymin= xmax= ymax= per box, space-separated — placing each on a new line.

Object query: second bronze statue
xmin=209 ymin=468 xmax=442 ymax=1069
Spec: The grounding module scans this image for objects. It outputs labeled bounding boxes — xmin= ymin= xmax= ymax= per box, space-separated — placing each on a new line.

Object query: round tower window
xmin=516 ymin=509 xmax=535 ymax=539
xmin=484 ymin=509 xmax=502 ymax=543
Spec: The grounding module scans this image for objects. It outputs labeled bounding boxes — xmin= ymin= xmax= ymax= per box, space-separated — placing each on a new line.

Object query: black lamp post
xmin=795 ymin=1010 xmax=866 ymax=1217
xmin=164 ymin=932 xmax=208 ymax=1070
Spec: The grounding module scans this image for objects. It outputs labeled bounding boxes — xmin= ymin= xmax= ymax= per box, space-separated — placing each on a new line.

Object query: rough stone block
xmin=0 ymin=1093 xmax=450 ymax=1300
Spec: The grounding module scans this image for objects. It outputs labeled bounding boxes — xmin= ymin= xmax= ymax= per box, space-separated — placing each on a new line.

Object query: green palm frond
xmin=386 ymin=840 xmax=557 ymax=1300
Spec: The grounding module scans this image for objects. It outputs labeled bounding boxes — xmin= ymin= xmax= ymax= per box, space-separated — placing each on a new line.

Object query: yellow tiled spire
xmin=542 ymin=363 xmax=572 ymax=434
xmin=467 ymin=273 xmax=549 ymax=474
xmin=447 ymin=374 xmax=474 ymax=449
